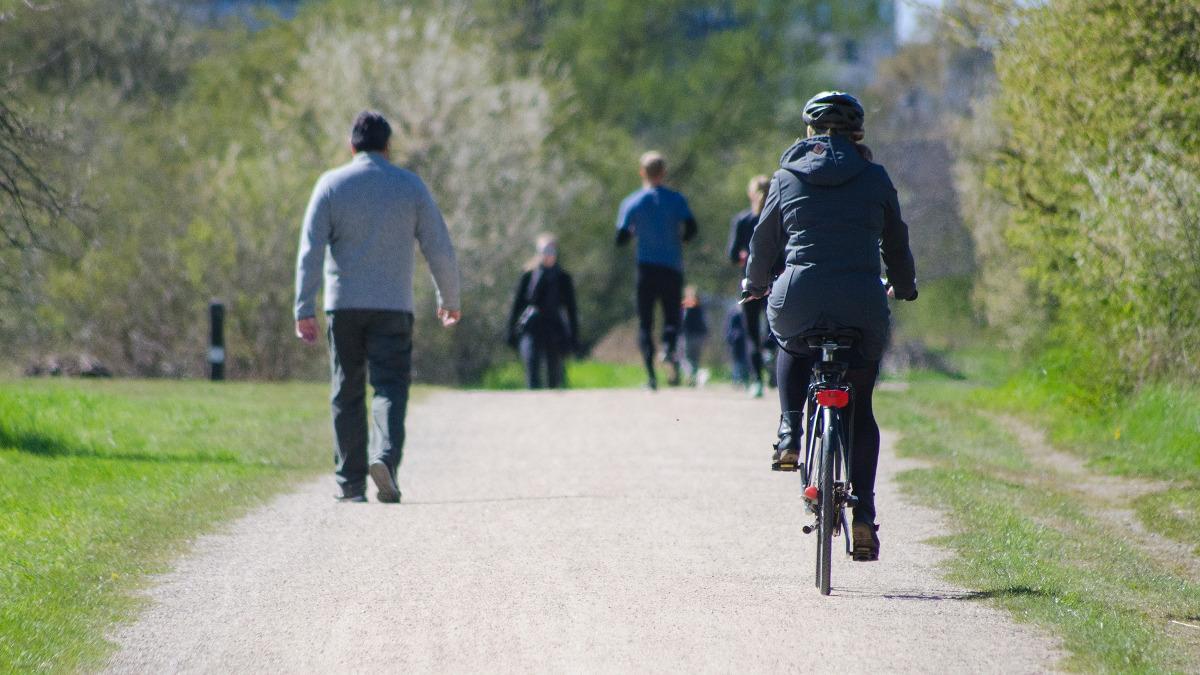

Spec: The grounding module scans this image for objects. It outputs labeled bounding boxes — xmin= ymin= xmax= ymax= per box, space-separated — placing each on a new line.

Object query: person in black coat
xmin=727 ymin=174 xmax=775 ymax=397
xmin=743 ymin=91 xmax=917 ymax=560
xmin=507 ymin=234 xmax=579 ymax=389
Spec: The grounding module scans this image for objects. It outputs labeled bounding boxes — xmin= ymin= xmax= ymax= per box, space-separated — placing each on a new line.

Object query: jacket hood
xmin=779 ymin=134 xmax=870 ymax=187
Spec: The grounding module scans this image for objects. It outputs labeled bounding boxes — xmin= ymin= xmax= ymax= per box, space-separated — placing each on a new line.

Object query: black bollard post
xmin=209 ymin=301 xmax=226 ymax=381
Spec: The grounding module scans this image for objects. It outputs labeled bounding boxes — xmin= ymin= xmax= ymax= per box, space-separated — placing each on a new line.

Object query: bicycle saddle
xmin=798 ymin=327 xmax=861 ymax=350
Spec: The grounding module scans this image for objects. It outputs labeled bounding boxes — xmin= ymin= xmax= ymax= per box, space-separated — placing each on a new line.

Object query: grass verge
xmin=479 ymin=359 xmax=648 ymax=389
xmin=0 ymin=378 xmax=332 ymax=672
xmin=971 ymin=373 xmax=1200 ymax=554
xmin=877 ymin=375 xmax=1200 ymax=673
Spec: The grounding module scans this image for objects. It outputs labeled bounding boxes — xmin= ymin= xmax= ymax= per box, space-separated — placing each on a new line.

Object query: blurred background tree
xmin=3 ymin=0 xmax=1193 ymax=396
xmin=0 ymin=0 xmax=892 ymax=380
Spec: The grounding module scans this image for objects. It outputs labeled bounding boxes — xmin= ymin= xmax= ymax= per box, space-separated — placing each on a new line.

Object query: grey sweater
xmin=294 ymin=152 xmax=460 ymax=319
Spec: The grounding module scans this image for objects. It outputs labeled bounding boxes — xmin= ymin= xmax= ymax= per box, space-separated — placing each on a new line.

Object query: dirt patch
xmin=992 ymin=413 xmax=1200 ymax=582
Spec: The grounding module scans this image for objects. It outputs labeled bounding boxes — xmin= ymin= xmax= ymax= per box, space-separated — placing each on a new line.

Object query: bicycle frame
xmin=801 ymin=343 xmax=856 ymax=515
xmin=799 ymin=338 xmax=857 ymax=594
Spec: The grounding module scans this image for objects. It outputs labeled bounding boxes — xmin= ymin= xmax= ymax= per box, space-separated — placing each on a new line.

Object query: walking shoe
xmin=334 ymin=491 xmax=367 ymax=503
xmin=645 ymin=377 xmax=658 ymax=392
xmin=748 ymin=380 xmax=764 ymax=398
xmin=771 ymin=411 xmax=802 ymax=472
xmin=851 ymin=521 xmax=880 ymax=561
xmin=369 ymin=461 xmax=401 ymax=504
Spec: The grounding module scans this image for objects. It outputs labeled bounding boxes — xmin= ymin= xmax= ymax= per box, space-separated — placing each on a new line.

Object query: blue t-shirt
xmin=615 ymin=186 xmax=694 ymax=271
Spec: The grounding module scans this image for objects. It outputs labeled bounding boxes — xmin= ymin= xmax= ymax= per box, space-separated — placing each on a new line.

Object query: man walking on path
xmin=294 ymin=111 xmax=461 ymax=504
xmin=615 ymin=151 xmax=698 ymax=390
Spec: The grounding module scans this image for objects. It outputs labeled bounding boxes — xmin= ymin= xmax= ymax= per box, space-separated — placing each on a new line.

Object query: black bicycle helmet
xmin=801 ymin=91 xmax=865 ymax=132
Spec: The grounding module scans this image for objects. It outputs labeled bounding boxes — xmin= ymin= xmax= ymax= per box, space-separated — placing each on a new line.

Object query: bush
xmin=961 ymin=0 xmax=1200 ymax=386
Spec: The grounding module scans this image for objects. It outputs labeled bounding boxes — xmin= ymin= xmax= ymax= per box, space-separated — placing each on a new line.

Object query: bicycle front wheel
xmin=817 ymin=407 xmax=839 ymax=596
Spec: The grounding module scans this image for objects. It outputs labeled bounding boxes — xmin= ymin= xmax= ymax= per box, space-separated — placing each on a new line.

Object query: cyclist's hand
xmin=295 ymin=317 xmax=318 ymax=344
xmin=739 ymin=278 xmax=766 ymax=304
xmin=886 ymin=285 xmax=896 ymax=300
xmin=438 ymin=307 xmax=461 ymax=327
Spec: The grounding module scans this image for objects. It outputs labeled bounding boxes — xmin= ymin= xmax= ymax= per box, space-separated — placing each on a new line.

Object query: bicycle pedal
xmin=771 ymin=460 xmax=798 ymax=472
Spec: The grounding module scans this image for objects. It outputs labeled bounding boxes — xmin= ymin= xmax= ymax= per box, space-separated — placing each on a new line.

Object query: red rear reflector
xmin=815 ymin=389 xmax=850 ymax=408
xmin=804 ymin=486 xmax=819 ymax=502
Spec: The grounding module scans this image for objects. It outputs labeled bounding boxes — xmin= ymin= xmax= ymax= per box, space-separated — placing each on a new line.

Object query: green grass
xmin=974 ymin=375 xmax=1200 ymax=484
xmin=478 ymin=359 xmax=648 ymax=390
xmin=970 ymin=370 xmax=1200 ymax=554
xmin=878 ymin=376 xmax=1200 ymax=673
xmin=1135 ymin=489 xmax=1200 ymax=557
xmin=0 ymin=379 xmax=332 ymax=672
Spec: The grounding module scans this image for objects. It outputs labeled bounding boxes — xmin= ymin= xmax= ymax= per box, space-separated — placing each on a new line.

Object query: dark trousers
xmin=327 ymin=310 xmax=413 ymax=494
xmin=742 ymin=297 xmax=766 ymax=384
xmin=519 ymin=332 xmax=566 ymax=389
xmin=635 ymin=263 xmax=683 ymax=378
xmin=777 ymin=348 xmax=881 ymax=524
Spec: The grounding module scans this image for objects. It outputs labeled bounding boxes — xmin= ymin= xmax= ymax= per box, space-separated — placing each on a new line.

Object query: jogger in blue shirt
xmin=615 ymin=151 xmax=698 ymax=389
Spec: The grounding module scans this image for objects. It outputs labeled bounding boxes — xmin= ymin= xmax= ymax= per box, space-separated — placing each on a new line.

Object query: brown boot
xmin=852 ymin=521 xmax=880 ymax=561
xmin=771 ymin=411 xmax=803 ymax=472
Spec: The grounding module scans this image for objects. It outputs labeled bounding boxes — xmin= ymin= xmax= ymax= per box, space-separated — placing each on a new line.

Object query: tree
xmin=959 ymin=0 xmax=1200 ymax=389
xmin=0 ymin=94 xmax=70 ymax=255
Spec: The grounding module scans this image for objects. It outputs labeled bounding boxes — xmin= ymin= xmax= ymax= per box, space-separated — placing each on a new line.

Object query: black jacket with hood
xmin=744 ymin=134 xmax=917 ymax=360
xmin=506 ymin=264 xmax=579 ymax=350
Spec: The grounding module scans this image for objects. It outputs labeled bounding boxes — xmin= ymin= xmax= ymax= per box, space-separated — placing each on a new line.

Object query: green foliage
xmin=974 ymin=375 xmax=1200 ymax=484
xmin=964 ymin=0 xmax=1200 ymax=385
xmin=1 ymin=0 xmax=893 ymax=381
xmin=0 ymin=379 xmax=329 ymax=671
xmin=890 ymin=274 xmax=984 ymax=350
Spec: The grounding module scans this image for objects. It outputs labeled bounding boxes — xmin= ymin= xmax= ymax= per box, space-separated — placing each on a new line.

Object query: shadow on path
xmin=0 ymin=426 xmax=241 ymax=465
xmin=835 ymin=585 xmax=1046 ymax=601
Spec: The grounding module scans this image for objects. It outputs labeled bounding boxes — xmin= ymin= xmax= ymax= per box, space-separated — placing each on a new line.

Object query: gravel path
xmin=107 ymin=388 xmax=1061 ymax=673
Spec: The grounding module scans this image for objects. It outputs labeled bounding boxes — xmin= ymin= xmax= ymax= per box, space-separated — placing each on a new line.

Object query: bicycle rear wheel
xmin=817 ymin=407 xmax=839 ymax=596
xmin=807 ymin=404 xmax=822 ymax=589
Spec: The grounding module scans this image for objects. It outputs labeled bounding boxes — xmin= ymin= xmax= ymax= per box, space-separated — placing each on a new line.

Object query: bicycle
xmin=794 ymin=327 xmax=861 ymax=596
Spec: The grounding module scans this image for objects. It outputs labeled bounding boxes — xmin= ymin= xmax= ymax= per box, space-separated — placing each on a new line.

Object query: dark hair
xmin=351 ymin=111 xmax=392 ymax=153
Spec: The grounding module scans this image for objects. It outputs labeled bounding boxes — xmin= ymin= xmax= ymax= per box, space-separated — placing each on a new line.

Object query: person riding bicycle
xmin=742 ymin=91 xmax=917 ymax=561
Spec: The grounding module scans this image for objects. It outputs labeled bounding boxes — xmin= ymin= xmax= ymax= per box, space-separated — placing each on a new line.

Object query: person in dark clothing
xmin=680 ymin=286 xmax=708 ymax=386
xmin=743 ymin=91 xmax=917 ymax=561
xmin=723 ymin=306 xmax=750 ymax=385
xmin=507 ymin=234 xmax=579 ymax=389
xmin=727 ymin=174 xmax=775 ymax=397
xmin=615 ymin=151 xmax=698 ymax=390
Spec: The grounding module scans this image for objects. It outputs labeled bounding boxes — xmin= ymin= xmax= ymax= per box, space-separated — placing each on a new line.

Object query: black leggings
xmin=635 ymin=263 xmax=683 ymax=378
xmin=777 ymin=348 xmax=881 ymax=524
